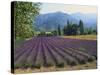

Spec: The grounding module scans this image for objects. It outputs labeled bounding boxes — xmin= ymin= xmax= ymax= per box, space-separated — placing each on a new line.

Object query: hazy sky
xmin=40 ymin=3 xmax=97 ymax=14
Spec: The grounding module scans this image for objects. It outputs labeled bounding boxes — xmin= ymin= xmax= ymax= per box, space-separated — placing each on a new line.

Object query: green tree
xmin=63 ymin=20 xmax=78 ymax=35
xmin=63 ymin=20 xmax=72 ymax=35
xmin=57 ymin=25 xmax=61 ymax=35
xmin=51 ymin=30 xmax=57 ymax=36
xmin=14 ymin=1 xmax=41 ymax=39
xmin=79 ymin=20 xmax=84 ymax=35
xmin=71 ymin=24 xmax=78 ymax=35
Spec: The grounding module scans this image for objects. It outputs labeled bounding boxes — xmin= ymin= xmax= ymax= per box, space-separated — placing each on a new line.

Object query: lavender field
xmin=12 ymin=1 xmax=98 ymax=74
xmin=14 ymin=36 xmax=97 ymax=69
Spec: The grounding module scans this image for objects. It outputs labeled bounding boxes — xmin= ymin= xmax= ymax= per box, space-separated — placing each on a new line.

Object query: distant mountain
xmin=71 ymin=12 xmax=97 ymax=27
xmin=34 ymin=12 xmax=97 ymax=31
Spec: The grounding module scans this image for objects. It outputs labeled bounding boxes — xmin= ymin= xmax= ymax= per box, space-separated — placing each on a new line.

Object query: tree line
xmin=63 ymin=20 xmax=84 ymax=35
xmin=56 ymin=20 xmax=97 ymax=36
xmin=37 ymin=19 xmax=97 ymax=37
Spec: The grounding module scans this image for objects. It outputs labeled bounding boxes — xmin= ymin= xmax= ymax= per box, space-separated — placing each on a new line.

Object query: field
xmin=62 ymin=35 xmax=97 ymax=40
xmin=14 ymin=36 xmax=97 ymax=73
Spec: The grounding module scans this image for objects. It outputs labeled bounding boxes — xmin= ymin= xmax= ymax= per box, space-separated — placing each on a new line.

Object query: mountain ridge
xmin=34 ymin=11 xmax=97 ymax=31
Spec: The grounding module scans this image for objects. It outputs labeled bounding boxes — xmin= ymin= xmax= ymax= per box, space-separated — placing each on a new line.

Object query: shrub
xmin=88 ymin=56 xmax=95 ymax=62
xmin=34 ymin=64 xmax=41 ymax=69
xmin=15 ymin=63 xmax=33 ymax=69
xmin=14 ymin=64 xmax=23 ymax=69
xmin=56 ymin=62 xmax=65 ymax=68
xmin=79 ymin=59 xmax=86 ymax=64
xmin=30 ymin=64 xmax=35 ymax=68
xmin=14 ymin=64 xmax=20 ymax=69
xmin=45 ymin=63 xmax=54 ymax=67
xmin=21 ymin=63 xmax=28 ymax=68
xmin=70 ymin=61 xmax=78 ymax=66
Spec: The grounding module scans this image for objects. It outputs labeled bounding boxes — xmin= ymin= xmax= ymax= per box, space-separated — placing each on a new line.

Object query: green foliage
xmin=63 ymin=20 xmax=96 ymax=35
xmin=69 ymin=61 xmax=78 ymax=66
xmin=79 ymin=20 xmax=84 ymax=35
xmin=71 ymin=24 xmax=78 ymax=35
xmin=45 ymin=63 xmax=54 ymax=67
xmin=51 ymin=30 xmax=58 ymax=36
xmin=14 ymin=63 xmax=35 ymax=69
xmin=56 ymin=62 xmax=65 ymax=68
xmin=46 ymin=33 xmax=53 ymax=36
xmin=87 ymin=28 xmax=97 ymax=34
xmin=14 ymin=1 xmax=41 ymax=39
xmin=92 ymin=29 xmax=97 ymax=34
xmin=37 ymin=31 xmax=46 ymax=36
xmin=83 ymin=27 xmax=97 ymax=35
xmin=22 ymin=63 xmax=30 ymax=68
xmin=34 ymin=64 xmax=41 ymax=69
xmin=14 ymin=64 xmax=22 ymax=69
xmin=57 ymin=25 xmax=61 ymax=35
xmin=63 ymin=20 xmax=78 ymax=35
xmin=63 ymin=21 xmax=72 ymax=35
xmin=88 ymin=56 xmax=95 ymax=62
xmin=79 ymin=60 xmax=86 ymax=64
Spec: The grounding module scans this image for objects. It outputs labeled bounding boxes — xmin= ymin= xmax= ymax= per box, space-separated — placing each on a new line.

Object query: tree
xmin=79 ymin=20 xmax=84 ymax=35
xmin=71 ymin=24 xmax=78 ymax=35
xmin=63 ymin=24 xmax=72 ymax=35
xmin=57 ymin=25 xmax=61 ymax=35
xmin=63 ymin=20 xmax=72 ymax=35
xmin=14 ymin=1 xmax=41 ymax=39
xmin=92 ymin=29 xmax=97 ymax=34
xmin=51 ymin=30 xmax=57 ymax=36
xmin=63 ymin=20 xmax=78 ymax=35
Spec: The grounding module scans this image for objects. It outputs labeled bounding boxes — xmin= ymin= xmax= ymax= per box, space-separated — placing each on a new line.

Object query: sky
xmin=40 ymin=3 xmax=97 ymax=14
